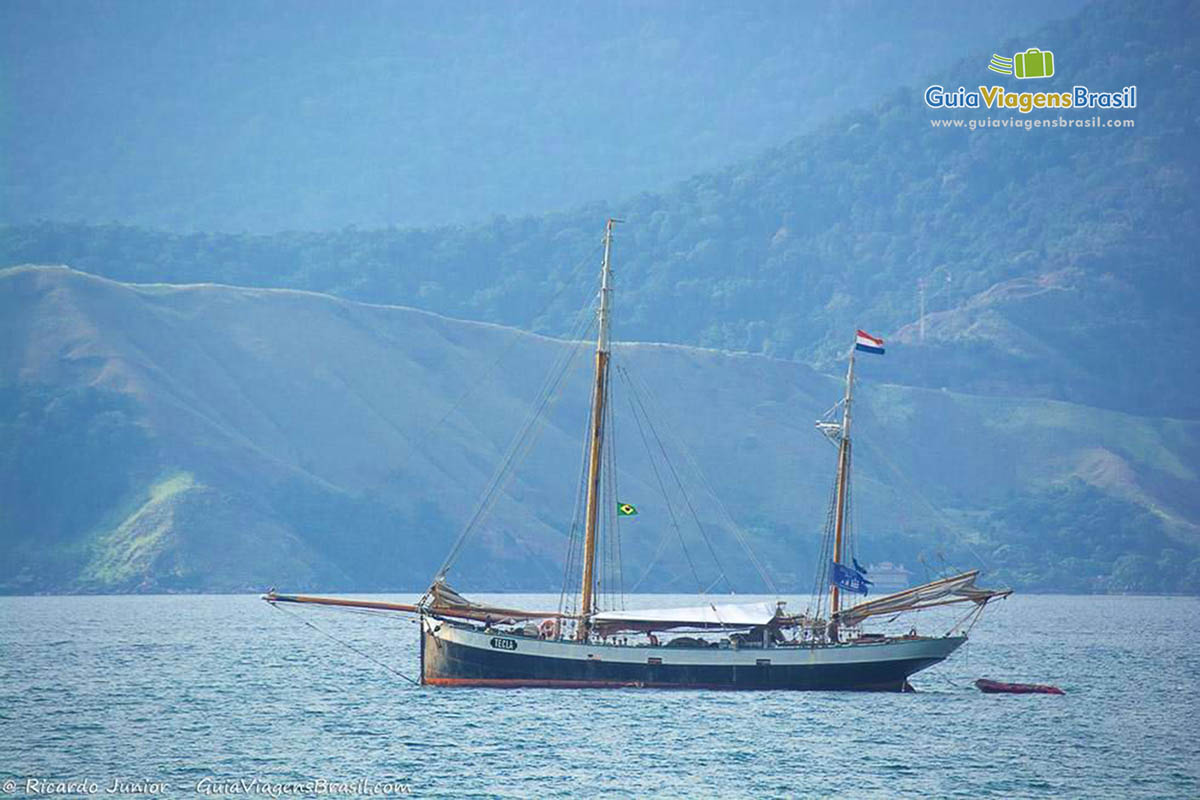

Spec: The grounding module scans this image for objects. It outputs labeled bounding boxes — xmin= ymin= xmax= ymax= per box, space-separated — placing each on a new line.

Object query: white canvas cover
xmin=592 ymin=601 xmax=779 ymax=632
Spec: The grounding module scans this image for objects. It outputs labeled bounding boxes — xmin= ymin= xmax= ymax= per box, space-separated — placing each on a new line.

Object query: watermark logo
xmin=989 ymin=48 xmax=1055 ymax=79
xmin=924 ymin=42 xmax=1136 ymax=118
xmin=988 ymin=53 xmax=1014 ymax=75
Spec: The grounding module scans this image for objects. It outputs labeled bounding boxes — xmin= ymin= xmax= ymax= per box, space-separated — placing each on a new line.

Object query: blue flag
xmin=831 ymin=561 xmax=873 ymax=595
xmin=852 ymin=557 xmax=868 ymax=575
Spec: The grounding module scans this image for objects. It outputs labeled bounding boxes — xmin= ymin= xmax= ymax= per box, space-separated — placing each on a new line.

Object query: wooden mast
xmin=830 ymin=339 xmax=856 ymax=618
xmin=578 ymin=218 xmax=616 ymax=639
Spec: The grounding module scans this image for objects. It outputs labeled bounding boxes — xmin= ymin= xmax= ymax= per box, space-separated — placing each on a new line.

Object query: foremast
xmin=833 ymin=347 xmax=857 ymax=616
xmin=578 ymin=218 xmax=618 ymax=639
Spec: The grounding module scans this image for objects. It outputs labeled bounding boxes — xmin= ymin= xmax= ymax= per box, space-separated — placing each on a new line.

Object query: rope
xmin=600 ymin=367 xmax=626 ymax=611
xmin=428 ymin=301 xmax=598 ymax=590
xmin=852 ymin=406 xmax=995 ymax=574
xmin=619 ymin=367 xmax=706 ymax=595
xmin=421 ymin=241 xmax=604 ymax=437
xmin=809 ymin=470 xmax=840 ymax=620
xmin=269 ymin=601 xmax=421 ymax=686
xmin=619 ymin=365 xmax=734 ymax=594
xmin=608 ymin=384 xmax=626 ymax=610
xmin=921 ymin=638 xmax=973 ymax=692
xmin=619 ymin=365 xmax=779 ymax=594
xmin=557 ymin=398 xmax=594 ymax=620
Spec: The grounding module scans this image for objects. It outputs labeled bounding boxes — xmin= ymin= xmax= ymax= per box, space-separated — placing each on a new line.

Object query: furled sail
xmin=263 ymin=579 xmax=565 ymax=622
xmin=832 ymin=570 xmax=1011 ymax=629
xmin=424 ymin=578 xmax=566 ymax=622
xmin=591 ymin=601 xmax=781 ymax=634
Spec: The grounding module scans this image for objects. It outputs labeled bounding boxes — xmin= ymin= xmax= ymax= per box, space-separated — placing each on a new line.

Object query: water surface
xmin=1 ymin=594 xmax=1197 ymax=798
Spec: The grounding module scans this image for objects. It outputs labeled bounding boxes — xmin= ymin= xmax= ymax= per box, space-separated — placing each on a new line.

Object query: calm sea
xmin=1 ymin=593 xmax=1197 ymax=799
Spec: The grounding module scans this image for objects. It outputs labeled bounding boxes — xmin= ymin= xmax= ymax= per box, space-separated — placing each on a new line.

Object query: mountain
xmin=0 ymin=0 xmax=1087 ymax=232
xmin=3 ymin=265 xmax=1197 ymax=595
xmin=3 ymin=0 xmax=1196 ymax=420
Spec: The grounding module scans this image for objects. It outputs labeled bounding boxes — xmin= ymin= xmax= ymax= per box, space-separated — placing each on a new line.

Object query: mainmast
xmin=830 ymin=345 xmax=855 ymax=617
xmin=578 ymin=218 xmax=617 ymax=638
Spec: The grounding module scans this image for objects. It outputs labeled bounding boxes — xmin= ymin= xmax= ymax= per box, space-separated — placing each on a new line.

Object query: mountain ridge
xmin=3 ymin=265 xmax=1197 ymax=595
xmin=5 ymin=0 xmax=1194 ymax=420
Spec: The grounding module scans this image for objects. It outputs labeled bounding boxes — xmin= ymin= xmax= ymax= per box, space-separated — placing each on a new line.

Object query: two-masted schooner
xmin=265 ymin=220 xmax=1010 ymax=690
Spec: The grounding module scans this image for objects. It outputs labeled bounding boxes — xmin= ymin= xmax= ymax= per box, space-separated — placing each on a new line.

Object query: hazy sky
xmin=2 ymin=0 xmax=1089 ymax=232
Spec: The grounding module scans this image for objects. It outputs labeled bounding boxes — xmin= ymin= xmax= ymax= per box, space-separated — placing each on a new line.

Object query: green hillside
xmin=4 ymin=0 xmax=1195 ymax=419
xmin=2 ymin=266 xmax=1196 ymax=595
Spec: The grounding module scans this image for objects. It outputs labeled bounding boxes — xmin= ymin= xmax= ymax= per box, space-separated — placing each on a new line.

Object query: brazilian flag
xmin=617 ymin=502 xmax=639 ymax=517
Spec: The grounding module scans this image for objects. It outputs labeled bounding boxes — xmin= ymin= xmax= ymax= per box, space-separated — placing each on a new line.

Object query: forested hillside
xmin=3 ymin=0 xmax=1198 ymax=595
xmin=3 ymin=267 xmax=1197 ymax=595
xmin=4 ymin=0 xmax=1195 ymax=418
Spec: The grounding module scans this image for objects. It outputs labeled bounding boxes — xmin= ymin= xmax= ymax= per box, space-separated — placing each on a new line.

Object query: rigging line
xmin=933 ymin=601 xmax=988 ymax=637
xmin=432 ymin=311 xmax=598 ymax=585
xmin=617 ymin=366 xmax=706 ymax=596
xmin=626 ymin=365 xmax=779 ymax=595
xmin=845 ymin=442 xmax=856 ymax=567
xmin=619 ymin=362 xmax=768 ymax=594
xmin=600 ymin=367 xmax=625 ymax=611
xmin=627 ymin=485 xmax=682 ymax=594
xmin=621 ymin=365 xmax=734 ymax=595
xmin=620 ymin=366 xmax=741 ymax=593
xmin=853 ymin=412 xmax=995 ymax=574
xmin=300 ymin=603 xmax=422 ymax=627
xmin=441 ymin=296 xmax=598 ymax=563
xmin=810 ymin=469 xmax=841 ymax=620
xmin=456 ymin=331 xmax=589 ymax=565
xmin=565 ymin=401 xmax=600 ymax=622
xmin=607 ymin=378 xmax=626 ymax=610
xmin=557 ymin=313 xmax=609 ymax=604
xmin=428 ymin=238 xmax=605 ymax=603
xmin=557 ymin=400 xmax=593 ymax=618
xmin=600 ymin=405 xmax=612 ymax=609
xmin=628 ymin=514 xmax=681 ymax=593
xmin=603 ymin=401 xmax=620 ymax=610
xmin=557 ymin=313 xmax=610 ymax=620
xmin=422 ymin=240 xmax=605 ymax=437
xmin=614 ymin=359 xmax=686 ymax=593
xmin=269 ymin=601 xmax=420 ymax=686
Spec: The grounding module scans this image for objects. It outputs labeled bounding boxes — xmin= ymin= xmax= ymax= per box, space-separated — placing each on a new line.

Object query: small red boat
xmin=975 ymin=678 xmax=1064 ymax=695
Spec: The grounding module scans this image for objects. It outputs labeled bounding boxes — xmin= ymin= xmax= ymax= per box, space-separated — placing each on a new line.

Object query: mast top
xmin=597 ymin=218 xmax=621 ymax=354
xmin=815 ymin=335 xmax=859 ymax=445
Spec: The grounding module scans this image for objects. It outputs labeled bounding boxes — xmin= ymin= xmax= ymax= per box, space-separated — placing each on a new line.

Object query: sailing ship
xmin=265 ymin=219 xmax=1010 ymax=691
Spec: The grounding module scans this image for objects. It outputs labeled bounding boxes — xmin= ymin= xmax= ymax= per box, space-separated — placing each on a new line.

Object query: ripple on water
xmin=1 ymin=594 xmax=1198 ymax=798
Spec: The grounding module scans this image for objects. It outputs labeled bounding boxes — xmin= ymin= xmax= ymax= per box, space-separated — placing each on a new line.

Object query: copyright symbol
xmin=2 ymin=779 xmax=16 ymax=793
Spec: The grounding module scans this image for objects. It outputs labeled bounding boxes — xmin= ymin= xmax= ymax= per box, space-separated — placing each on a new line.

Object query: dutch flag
xmin=855 ymin=330 xmax=885 ymax=355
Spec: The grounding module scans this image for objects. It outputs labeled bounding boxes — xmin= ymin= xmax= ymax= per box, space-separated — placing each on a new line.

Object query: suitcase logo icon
xmin=988 ymin=47 xmax=1055 ymax=79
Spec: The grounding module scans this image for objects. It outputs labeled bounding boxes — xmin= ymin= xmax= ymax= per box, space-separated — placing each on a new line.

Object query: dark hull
xmin=422 ymin=621 xmax=962 ymax=692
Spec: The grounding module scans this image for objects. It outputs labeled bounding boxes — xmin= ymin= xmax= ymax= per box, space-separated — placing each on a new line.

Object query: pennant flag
xmin=831 ymin=561 xmax=873 ymax=595
xmin=617 ymin=502 xmax=639 ymax=516
xmin=855 ymin=329 xmax=885 ymax=355
xmin=852 ymin=557 xmax=868 ymax=575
